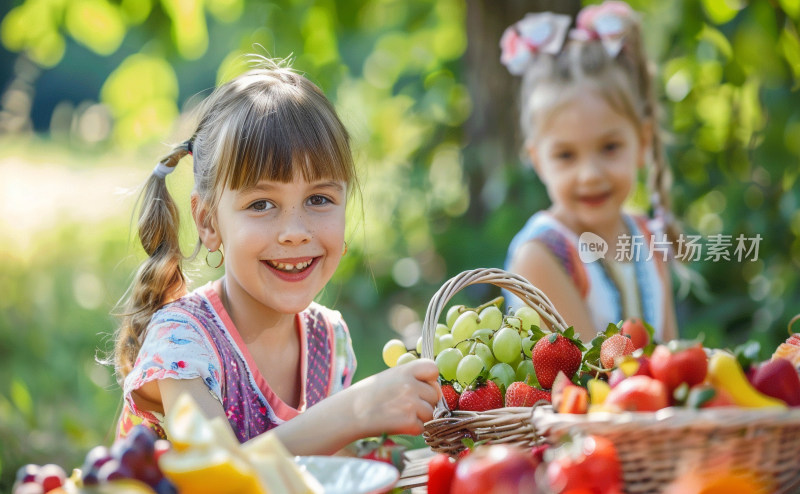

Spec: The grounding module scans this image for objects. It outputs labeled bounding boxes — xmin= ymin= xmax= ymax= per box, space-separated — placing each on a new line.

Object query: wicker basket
xmin=421 ymin=268 xmax=568 ymax=456
xmin=421 ymin=268 xmax=800 ymax=493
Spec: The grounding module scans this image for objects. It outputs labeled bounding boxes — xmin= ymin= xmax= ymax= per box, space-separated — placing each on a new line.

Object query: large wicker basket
xmin=421 ymin=268 xmax=800 ymax=493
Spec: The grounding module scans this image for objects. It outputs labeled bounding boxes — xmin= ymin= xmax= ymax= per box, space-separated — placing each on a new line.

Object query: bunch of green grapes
xmin=381 ymin=297 xmax=545 ymax=391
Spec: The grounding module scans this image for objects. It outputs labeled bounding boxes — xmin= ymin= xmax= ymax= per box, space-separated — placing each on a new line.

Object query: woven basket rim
xmin=533 ymin=405 xmax=800 ymax=432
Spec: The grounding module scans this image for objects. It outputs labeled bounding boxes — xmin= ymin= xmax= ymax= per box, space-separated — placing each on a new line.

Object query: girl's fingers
xmin=416 ymin=399 xmax=435 ymax=424
xmin=414 ymin=379 xmax=441 ymax=406
xmin=408 ymin=358 xmax=440 ymax=383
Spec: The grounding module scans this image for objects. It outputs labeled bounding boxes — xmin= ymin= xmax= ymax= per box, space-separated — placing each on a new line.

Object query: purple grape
xmin=117 ymin=446 xmax=147 ymax=470
xmin=110 ymin=437 xmax=130 ymax=459
xmin=15 ymin=464 xmax=40 ymax=484
xmin=82 ymin=445 xmax=112 ymax=476
xmin=81 ymin=472 xmax=99 ymax=486
xmin=128 ymin=425 xmax=157 ymax=457
xmin=137 ymin=462 xmax=164 ymax=487
xmin=96 ymin=459 xmax=133 ymax=482
xmin=153 ymin=477 xmax=179 ymax=494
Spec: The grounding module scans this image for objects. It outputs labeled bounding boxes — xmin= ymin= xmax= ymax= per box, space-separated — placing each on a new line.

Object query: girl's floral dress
xmin=117 ymin=282 xmax=356 ymax=443
xmin=504 ymin=211 xmax=669 ymax=339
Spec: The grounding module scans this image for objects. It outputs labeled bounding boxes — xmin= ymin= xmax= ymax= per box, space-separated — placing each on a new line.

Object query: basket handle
xmin=421 ymin=268 xmax=570 ymax=412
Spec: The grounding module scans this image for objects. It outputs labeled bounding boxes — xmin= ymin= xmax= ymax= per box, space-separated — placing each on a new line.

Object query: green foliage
xmin=0 ymin=0 xmax=799 ymax=490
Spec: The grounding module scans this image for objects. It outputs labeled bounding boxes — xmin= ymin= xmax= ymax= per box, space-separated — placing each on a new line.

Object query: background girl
xmin=501 ymin=2 xmax=679 ymax=343
xmin=113 ymin=58 xmax=440 ymax=455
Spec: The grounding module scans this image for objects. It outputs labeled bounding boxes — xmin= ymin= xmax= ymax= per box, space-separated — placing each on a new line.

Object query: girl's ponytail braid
xmin=113 ymin=143 xmax=190 ymax=382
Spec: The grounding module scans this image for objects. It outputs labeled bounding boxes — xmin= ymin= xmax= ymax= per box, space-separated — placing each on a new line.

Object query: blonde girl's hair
xmin=518 ymin=13 xmax=680 ymax=248
xmin=113 ymin=58 xmax=357 ymax=383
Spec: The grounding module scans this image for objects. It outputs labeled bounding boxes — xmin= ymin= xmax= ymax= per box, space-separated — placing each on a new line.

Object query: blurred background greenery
xmin=0 ymin=0 xmax=798 ymax=488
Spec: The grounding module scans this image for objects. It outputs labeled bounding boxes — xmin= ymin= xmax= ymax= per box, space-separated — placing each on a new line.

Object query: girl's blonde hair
xmin=518 ymin=13 xmax=679 ymax=247
xmin=113 ymin=59 xmax=356 ymax=383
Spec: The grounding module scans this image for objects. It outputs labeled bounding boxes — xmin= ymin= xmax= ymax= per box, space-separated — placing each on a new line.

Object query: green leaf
xmin=673 ymin=382 xmax=690 ymax=405
xmin=530 ymin=325 xmax=549 ymax=342
xmin=605 ymin=323 xmax=621 ymax=337
xmin=10 ymin=379 xmax=33 ymax=421
xmin=701 ymin=0 xmax=742 ymax=25
xmin=733 ymin=340 xmax=761 ymax=370
xmin=65 ymin=0 xmax=126 ymax=56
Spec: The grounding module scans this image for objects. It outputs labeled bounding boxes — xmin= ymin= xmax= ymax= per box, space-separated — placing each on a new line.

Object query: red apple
xmin=547 ymin=435 xmax=623 ymax=494
xmin=649 ymin=342 xmax=707 ymax=394
xmin=604 ymin=375 xmax=668 ymax=412
xmin=450 ymin=444 xmax=541 ymax=494
xmin=427 ymin=454 xmax=457 ymax=494
xmin=751 ymin=358 xmax=800 ymax=407
xmin=620 ymin=318 xmax=651 ymax=350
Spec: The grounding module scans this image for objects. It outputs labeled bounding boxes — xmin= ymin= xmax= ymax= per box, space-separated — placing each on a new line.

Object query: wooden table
xmin=395 ymin=447 xmax=437 ymax=493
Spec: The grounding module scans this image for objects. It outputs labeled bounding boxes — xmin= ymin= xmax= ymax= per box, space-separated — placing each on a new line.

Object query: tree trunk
xmin=463 ymin=0 xmax=581 ymax=218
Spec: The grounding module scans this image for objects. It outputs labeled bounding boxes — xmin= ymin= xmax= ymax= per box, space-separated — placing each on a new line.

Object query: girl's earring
xmin=342 ymin=241 xmax=348 ymax=256
xmin=206 ymin=247 xmax=224 ymax=268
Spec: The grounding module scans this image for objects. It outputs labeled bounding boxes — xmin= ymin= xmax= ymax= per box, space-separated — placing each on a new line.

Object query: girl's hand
xmin=348 ymin=358 xmax=441 ymax=437
xmin=269 ymin=359 xmax=441 ymax=455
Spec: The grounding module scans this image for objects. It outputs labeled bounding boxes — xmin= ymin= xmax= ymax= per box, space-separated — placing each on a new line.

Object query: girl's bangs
xmin=220 ymin=89 xmax=352 ymax=190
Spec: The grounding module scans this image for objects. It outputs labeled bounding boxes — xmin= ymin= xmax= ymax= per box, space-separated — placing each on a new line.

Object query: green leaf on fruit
xmin=686 ymin=386 xmax=716 ymax=409
xmin=672 ymin=382 xmax=690 ymax=406
xmin=582 ymin=332 xmax=606 ymax=368
xmin=734 ymin=340 xmax=761 ymax=371
xmin=562 ymin=326 xmax=587 ymax=352
xmin=529 ymin=325 xmax=549 ymax=342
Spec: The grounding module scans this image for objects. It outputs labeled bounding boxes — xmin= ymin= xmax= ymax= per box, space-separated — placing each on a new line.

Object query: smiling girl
xmin=112 ymin=58 xmax=440 ymax=455
xmin=501 ymin=2 xmax=679 ymax=343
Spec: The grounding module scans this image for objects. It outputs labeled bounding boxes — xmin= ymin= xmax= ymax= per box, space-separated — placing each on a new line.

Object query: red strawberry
xmin=600 ymin=334 xmax=635 ymax=369
xmin=532 ymin=333 xmax=582 ymax=389
xmin=442 ymin=384 xmax=460 ymax=411
xmin=458 ymin=380 xmax=503 ymax=412
xmin=504 ymin=381 xmax=551 ymax=407
xmin=356 ymin=435 xmax=405 ymax=469
xmin=620 ymin=317 xmax=651 ymax=350
xmin=427 ymin=453 xmax=457 ymax=494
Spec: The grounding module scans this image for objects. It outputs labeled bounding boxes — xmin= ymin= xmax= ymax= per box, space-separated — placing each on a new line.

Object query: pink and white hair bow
xmin=572 ymin=1 xmax=635 ymax=57
xmin=500 ymin=12 xmax=571 ymax=75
